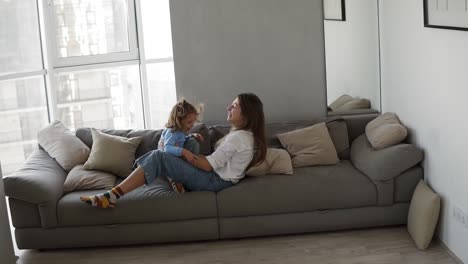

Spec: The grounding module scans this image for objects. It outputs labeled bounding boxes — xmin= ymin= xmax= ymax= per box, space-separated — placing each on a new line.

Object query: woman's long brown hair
xmin=237 ymin=93 xmax=267 ymax=168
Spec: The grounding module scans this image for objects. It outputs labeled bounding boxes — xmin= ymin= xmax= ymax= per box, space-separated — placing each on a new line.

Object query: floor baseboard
xmin=436 ymin=237 xmax=464 ymax=264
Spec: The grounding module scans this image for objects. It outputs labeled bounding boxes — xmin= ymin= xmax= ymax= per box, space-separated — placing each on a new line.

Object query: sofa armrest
xmin=4 ymin=150 xmax=66 ymax=228
xmin=350 ymin=134 xmax=424 ymax=182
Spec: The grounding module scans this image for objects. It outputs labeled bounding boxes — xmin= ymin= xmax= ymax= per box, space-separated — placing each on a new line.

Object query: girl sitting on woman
xmin=80 ymin=93 xmax=266 ymax=208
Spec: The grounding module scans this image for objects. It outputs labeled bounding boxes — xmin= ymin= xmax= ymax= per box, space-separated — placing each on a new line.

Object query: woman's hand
xmin=193 ymin=155 xmax=213 ymax=172
xmin=182 ymin=149 xmax=198 ymax=164
xmin=191 ymin=133 xmax=204 ymax=142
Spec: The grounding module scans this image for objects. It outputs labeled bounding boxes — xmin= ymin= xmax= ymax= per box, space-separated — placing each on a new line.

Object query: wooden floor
xmin=15 ymin=226 xmax=459 ymax=264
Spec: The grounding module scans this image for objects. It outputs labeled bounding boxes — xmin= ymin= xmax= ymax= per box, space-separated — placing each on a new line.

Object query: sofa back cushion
xmin=209 ymin=117 xmax=350 ymax=160
xmin=76 ymin=123 xmax=211 ymax=160
xmin=342 ymin=113 xmax=380 ymax=144
xmin=76 ymin=128 xmax=159 ymax=160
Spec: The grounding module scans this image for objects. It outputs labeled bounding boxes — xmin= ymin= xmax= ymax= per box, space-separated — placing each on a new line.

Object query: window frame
xmin=136 ymin=0 xmax=177 ymax=129
xmin=42 ymin=0 xmax=139 ymax=68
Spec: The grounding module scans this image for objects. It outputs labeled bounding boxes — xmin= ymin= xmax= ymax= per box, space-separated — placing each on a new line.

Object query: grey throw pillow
xmin=37 ymin=120 xmax=90 ymax=171
xmin=64 ymin=165 xmax=116 ymax=193
xmin=83 ymin=129 xmax=142 ymax=177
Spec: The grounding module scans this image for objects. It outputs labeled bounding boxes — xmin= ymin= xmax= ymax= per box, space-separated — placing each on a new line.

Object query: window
xmin=0 ymin=77 xmax=49 ymax=176
xmin=0 ymin=0 xmax=177 ymax=176
xmin=139 ymin=0 xmax=177 ymax=129
xmin=141 ymin=0 xmax=173 ymax=60
xmin=45 ymin=0 xmax=138 ymax=67
xmin=146 ymin=62 xmax=176 ymax=129
xmin=0 ymin=0 xmax=47 ymax=176
xmin=0 ymin=0 xmax=43 ymax=75
xmin=54 ymin=65 xmax=143 ymax=130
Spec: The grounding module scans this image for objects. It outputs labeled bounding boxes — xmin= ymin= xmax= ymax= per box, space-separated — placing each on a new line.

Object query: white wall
xmin=380 ymin=0 xmax=468 ymax=262
xmin=324 ymin=0 xmax=380 ymax=111
xmin=170 ymin=0 xmax=327 ymax=124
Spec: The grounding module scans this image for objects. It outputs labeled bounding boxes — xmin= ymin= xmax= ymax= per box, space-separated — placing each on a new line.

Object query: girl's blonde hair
xmin=166 ymin=99 xmax=200 ymax=131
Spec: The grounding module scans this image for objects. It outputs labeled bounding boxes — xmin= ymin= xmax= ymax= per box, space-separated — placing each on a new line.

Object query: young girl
xmin=80 ymin=93 xmax=266 ymax=208
xmin=159 ymin=99 xmax=204 ymax=193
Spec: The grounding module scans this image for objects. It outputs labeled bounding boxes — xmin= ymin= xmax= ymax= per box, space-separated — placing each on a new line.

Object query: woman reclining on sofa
xmin=80 ymin=93 xmax=267 ymax=208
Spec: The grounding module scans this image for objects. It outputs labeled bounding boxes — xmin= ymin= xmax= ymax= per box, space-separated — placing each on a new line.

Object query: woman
xmin=80 ymin=93 xmax=267 ymax=208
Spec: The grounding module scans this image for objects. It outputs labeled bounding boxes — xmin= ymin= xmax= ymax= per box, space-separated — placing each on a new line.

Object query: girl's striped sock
xmin=80 ymin=186 xmax=125 ymax=208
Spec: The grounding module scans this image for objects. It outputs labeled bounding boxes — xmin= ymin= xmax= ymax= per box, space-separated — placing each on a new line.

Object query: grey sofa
xmin=4 ymin=114 xmax=424 ymax=249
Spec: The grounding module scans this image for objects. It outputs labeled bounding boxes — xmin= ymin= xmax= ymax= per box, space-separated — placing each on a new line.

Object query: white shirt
xmin=206 ymin=130 xmax=254 ymax=183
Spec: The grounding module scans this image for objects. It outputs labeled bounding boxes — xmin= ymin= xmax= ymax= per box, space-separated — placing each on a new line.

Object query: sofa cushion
xmin=76 ymin=123 xmax=209 ymax=159
xmin=329 ymin=94 xmax=354 ymax=111
xmin=365 ymin=112 xmax=407 ymax=150
xmin=77 ymin=128 xmax=160 ymax=160
xmin=63 ymin=165 xmax=116 ymax=193
xmin=37 ymin=120 xmax=90 ymax=171
xmin=328 ymin=108 xmax=379 ymax=117
xmin=342 ymin=113 xmax=380 ymax=144
xmin=57 ymin=177 xmax=218 ymax=227
xmin=246 ymin=148 xmax=293 ymax=177
xmin=190 ymin=123 xmax=211 ymax=155
xmin=326 ymin=117 xmax=350 ymax=159
xmin=395 ymin=166 xmax=424 ymax=203
xmin=83 ymin=129 xmax=142 ymax=177
xmin=336 ymin=98 xmax=371 ymax=111
xmin=407 ymin=180 xmax=441 ymax=250
xmin=4 ymin=150 xmax=67 ymax=228
xmin=350 ymin=134 xmax=423 ymax=182
xmin=277 ymin=122 xmax=339 ymax=167
xmin=209 ymin=118 xmax=349 ymax=159
xmin=217 ymin=160 xmax=377 ymax=217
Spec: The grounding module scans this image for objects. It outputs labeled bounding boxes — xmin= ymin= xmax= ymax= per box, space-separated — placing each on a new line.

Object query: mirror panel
xmin=324 ymin=0 xmax=381 ymax=115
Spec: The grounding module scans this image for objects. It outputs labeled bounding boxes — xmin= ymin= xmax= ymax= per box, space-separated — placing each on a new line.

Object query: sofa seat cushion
xmin=217 ymin=160 xmax=377 ymax=217
xmin=57 ymin=177 xmax=218 ymax=227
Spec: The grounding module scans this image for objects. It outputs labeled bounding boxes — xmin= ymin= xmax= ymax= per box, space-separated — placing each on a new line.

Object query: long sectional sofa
xmin=4 ymin=114 xmax=424 ymax=249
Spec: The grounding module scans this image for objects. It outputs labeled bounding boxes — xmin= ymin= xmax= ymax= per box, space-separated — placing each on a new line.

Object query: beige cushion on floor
xmin=246 ymin=148 xmax=293 ymax=177
xmin=64 ymin=165 xmax=116 ymax=193
xmin=366 ymin=112 xmax=408 ymax=150
xmin=83 ymin=129 xmax=142 ymax=177
xmin=407 ymin=180 xmax=441 ymax=250
xmin=37 ymin=120 xmax=90 ymax=171
xmin=329 ymin=94 xmax=353 ymax=111
xmin=277 ymin=122 xmax=339 ymax=167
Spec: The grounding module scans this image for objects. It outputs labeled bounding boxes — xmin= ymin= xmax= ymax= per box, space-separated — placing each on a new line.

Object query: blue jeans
xmin=135 ymin=142 xmax=233 ymax=192
xmin=183 ymin=137 xmax=200 ymax=155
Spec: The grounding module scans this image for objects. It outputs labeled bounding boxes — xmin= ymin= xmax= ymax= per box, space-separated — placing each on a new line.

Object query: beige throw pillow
xmin=37 ymin=120 xmax=90 ymax=171
xmin=83 ymin=129 xmax=142 ymax=177
xmin=246 ymin=148 xmax=293 ymax=177
xmin=366 ymin=112 xmax=408 ymax=150
xmin=64 ymin=165 xmax=116 ymax=193
xmin=277 ymin=122 xmax=339 ymax=167
xmin=329 ymin=94 xmax=353 ymax=111
xmin=336 ymin=98 xmax=370 ymax=111
xmin=407 ymin=180 xmax=441 ymax=250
